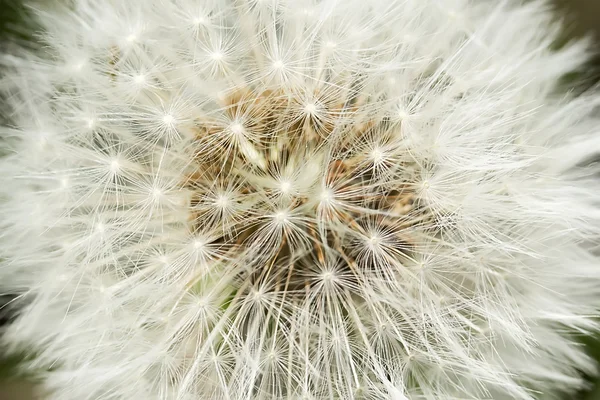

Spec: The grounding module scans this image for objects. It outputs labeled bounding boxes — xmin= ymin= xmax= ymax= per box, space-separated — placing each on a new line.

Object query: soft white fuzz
xmin=2 ymin=0 xmax=600 ymax=399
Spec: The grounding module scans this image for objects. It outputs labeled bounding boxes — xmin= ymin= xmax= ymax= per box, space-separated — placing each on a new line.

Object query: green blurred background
xmin=0 ymin=0 xmax=600 ymax=399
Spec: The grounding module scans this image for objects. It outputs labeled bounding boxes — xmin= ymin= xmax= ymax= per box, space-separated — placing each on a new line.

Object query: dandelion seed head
xmin=1 ymin=1 xmax=600 ymax=399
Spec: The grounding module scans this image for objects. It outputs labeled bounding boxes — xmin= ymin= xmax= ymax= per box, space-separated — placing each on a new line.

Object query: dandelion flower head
xmin=1 ymin=0 xmax=600 ymax=399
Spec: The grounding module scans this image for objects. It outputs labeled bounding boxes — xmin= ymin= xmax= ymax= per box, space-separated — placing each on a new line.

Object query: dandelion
xmin=1 ymin=0 xmax=600 ymax=399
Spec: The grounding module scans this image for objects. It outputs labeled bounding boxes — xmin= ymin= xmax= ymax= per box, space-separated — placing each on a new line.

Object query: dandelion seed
xmin=133 ymin=74 xmax=146 ymax=84
xmin=211 ymin=51 xmax=224 ymax=61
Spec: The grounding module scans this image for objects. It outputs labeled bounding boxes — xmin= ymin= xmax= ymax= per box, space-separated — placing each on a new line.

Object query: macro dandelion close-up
xmin=2 ymin=0 xmax=600 ymax=399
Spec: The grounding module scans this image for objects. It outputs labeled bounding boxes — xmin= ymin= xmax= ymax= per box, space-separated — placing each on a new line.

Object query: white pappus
xmin=1 ymin=0 xmax=600 ymax=399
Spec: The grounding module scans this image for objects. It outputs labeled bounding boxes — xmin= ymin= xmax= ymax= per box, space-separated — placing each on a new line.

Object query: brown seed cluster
xmin=183 ymin=85 xmax=426 ymax=299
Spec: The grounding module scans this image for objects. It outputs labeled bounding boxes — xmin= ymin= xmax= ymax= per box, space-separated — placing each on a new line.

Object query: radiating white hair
xmin=1 ymin=0 xmax=600 ymax=399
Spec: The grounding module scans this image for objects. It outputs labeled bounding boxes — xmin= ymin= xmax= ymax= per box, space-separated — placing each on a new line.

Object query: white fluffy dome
xmin=2 ymin=1 xmax=600 ymax=399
